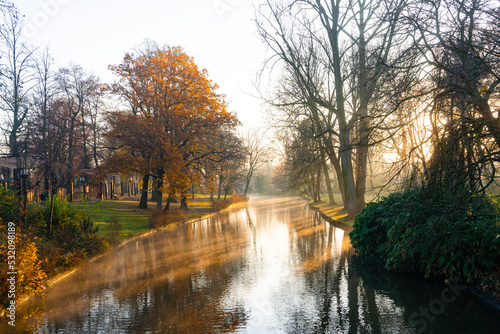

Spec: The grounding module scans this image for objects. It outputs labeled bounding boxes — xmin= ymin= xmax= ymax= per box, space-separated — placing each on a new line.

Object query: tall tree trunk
xmin=150 ymin=176 xmax=158 ymax=201
xmin=243 ymin=176 xmax=251 ymax=196
xmin=321 ymin=149 xmax=336 ymax=205
xmin=180 ymin=192 xmax=188 ymax=210
xmin=156 ymin=171 xmax=163 ymax=210
xmin=217 ymin=174 xmax=223 ymax=199
xmin=308 ymin=102 xmax=345 ymax=206
xmin=339 ymin=126 xmax=359 ymax=219
xmin=139 ymin=174 xmax=149 ymax=209
xmin=315 ymin=167 xmax=322 ymax=202
xmin=355 ymin=111 xmax=369 ymax=211
xmin=354 ymin=12 xmax=369 ymax=213
xmin=47 ymin=189 xmax=55 ymax=238
xmin=164 ymin=192 xmax=174 ymax=211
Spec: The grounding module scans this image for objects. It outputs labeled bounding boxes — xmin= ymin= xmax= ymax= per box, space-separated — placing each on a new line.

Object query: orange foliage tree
xmin=106 ymin=43 xmax=239 ymax=209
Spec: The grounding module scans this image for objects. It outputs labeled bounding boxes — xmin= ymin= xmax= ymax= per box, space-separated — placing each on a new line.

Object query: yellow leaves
xmin=480 ymin=86 xmax=488 ymax=93
xmin=107 ymin=43 xmax=240 ymax=189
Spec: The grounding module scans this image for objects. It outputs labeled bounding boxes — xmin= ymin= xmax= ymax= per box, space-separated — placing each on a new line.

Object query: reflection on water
xmin=4 ymin=196 xmax=500 ymax=333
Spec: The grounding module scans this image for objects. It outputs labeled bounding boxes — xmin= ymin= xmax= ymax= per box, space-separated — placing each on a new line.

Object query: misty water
xmin=5 ymin=196 xmax=500 ymax=333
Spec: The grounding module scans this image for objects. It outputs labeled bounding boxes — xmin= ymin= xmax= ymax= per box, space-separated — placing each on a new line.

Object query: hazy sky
xmin=16 ymin=0 xmax=268 ymax=127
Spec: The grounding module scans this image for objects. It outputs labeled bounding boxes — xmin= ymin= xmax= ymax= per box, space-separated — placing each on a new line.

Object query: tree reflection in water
xmin=6 ymin=196 xmax=500 ymax=334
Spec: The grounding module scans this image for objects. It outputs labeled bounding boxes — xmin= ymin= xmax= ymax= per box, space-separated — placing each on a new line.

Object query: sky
xmin=15 ymin=0 xmax=269 ymax=128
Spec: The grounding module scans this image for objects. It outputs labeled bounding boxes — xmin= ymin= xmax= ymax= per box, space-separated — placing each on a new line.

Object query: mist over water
xmin=5 ymin=196 xmax=500 ymax=333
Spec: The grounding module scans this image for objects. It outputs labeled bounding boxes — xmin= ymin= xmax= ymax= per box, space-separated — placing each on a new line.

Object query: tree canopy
xmin=106 ymin=44 xmax=239 ymax=209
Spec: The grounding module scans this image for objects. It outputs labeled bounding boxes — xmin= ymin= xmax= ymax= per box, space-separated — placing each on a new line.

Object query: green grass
xmin=73 ymin=199 xmax=152 ymax=242
xmin=307 ymin=192 xmax=383 ymax=227
xmin=71 ymin=194 xmax=229 ymax=243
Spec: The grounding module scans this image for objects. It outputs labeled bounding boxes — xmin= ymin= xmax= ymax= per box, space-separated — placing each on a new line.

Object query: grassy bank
xmin=307 ymin=192 xmax=381 ymax=227
xmin=73 ymin=194 xmax=245 ymax=244
xmin=0 ymin=192 xmax=247 ymax=314
xmin=307 ymin=194 xmax=353 ymax=227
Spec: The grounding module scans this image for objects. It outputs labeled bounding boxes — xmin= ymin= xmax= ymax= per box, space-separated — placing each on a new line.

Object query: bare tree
xmin=56 ymin=64 xmax=99 ymax=201
xmin=406 ymin=0 xmax=500 ymax=192
xmin=256 ymin=0 xmax=420 ymax=217
xmin=31 ymin=48 xmax=58 ymax=197
xmin=242 ymin=128 xmax=269 ymax=196
xmin=0 ymin=13 xmax=36 ymax=158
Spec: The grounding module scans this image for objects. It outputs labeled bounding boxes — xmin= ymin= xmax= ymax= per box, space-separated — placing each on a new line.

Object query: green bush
xmin=0 ymin=187 xmax=21 ymax=223
xmin=106 ymin=217 xmax=122 ymax=245
xmin=350 ymin=189 xmax=500 ymax=281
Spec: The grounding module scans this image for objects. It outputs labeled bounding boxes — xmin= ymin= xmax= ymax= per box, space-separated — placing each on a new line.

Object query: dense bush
xmin=211 ymin=194 xmax=248 ymax=212
xmin=0 ymin=226 xmax=47 ymax=306
xmin=350 ymin=189 xmax=500 ymax=281
xmin=0 ymin=187 xmax=21 ymax=223
xmin=149 ymin=209 xmax=185 ymax=228
xmin=106 ymin=217 xmax=123 ymax=245
xmin=0 ymin=191 xmax=108 ymax=309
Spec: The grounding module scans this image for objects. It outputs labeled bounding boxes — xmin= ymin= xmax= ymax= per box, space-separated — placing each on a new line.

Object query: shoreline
xmin=0 ymin=198 xmax=247 ymax=318
xmin=310 ymin=199 xmax=500 ymax=312
xmin=308 ymin=201 xmax=353 ymax=232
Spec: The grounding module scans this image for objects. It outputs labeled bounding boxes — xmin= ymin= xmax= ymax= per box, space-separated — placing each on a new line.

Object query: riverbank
xmin=0 ymin=194 xmax=247 ymax=317
xmin=307 ymin=200 xmax=354 ymax=232
xmin=73 ymin=194 xmax=223 ymax=243
xmin=309 ymin=192 xmax=500 ymax=310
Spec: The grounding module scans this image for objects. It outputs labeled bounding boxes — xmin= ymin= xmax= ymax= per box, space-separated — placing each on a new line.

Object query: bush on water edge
xmin=349 ymin=188 xmax=500 ymax=283
xmin=210 ymin=194 xmax=248 ymax=213
xmin=0 ymin=191 xmax=249 ymax=310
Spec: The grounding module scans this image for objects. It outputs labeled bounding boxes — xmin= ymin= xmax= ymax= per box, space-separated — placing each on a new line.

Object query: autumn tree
xmin=107 ymin=43 xmax=239 ymax=209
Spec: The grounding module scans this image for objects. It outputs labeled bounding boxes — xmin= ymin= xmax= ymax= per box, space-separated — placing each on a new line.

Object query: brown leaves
xmin=105 ymin=44 xmax=239 ymax=191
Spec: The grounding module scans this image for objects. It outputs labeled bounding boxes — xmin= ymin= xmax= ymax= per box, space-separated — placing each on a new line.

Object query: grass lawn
xmin=308 ymin=194 xmax=354 ymax=227
xmin=72 ymin=194 xmax=217 ymax=243
xmin=308 ymin=192 xmax=379 ymax=227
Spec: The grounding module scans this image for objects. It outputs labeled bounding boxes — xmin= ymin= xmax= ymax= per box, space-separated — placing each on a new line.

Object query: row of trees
xmin=258 ymin=0 xmax=500 ymax=217
xmin=0 ymin=12 xmax=265 ymax=215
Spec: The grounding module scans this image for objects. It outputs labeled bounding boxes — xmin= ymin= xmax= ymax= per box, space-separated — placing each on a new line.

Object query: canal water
xmin=5 ymin=196 xmax=500 ymax=333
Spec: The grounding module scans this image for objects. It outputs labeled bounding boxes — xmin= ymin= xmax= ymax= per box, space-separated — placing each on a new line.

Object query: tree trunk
xmin=339 ymin=127 xmax=359 ymax=219
xmin=321 ymin=150 xmax=336 ymax=205
xmin=47 ymin=189 xmax=54 ymax=238
xmin=151 ymin=176 xmax=158 ymax=202
xmin=355 ymin=112 xmax=369 ymax=211
xmin=156 ymin=172 xmax=163 ymax=210
xmin=68 ymin=180 xmax=74 ymax=202
xmin=244 ymin=177 xmax=251 ymax=196
xmin=217 ymin=174 xmax=223 ymax=199
xmin=139 ymin=174 xmax=149 ymax=209
xmin=315 ymin=168 xmax=322 ymax=202
xmin=180 ymin=192 xmax=188 ymax=210
xmin=164 ymin=192 xmax=174 ymax=211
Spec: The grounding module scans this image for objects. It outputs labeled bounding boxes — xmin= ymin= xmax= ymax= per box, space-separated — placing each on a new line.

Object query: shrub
xmin=350 ymin=188 xmax=500 ymax=281
xmin=149 ymin=210 xmax=185 ymax=228
xmin=0 ymin=227 xmax=47 ymax=307
xmin=106 ymin=217 xmax=122 ymax=245
xmin=211 ymin=194 xmax=248 ymax=212
xmin=0 ymin=193 xmax=110 ymax=312
xmin=0 ymin=187 xmax=21 ymax=223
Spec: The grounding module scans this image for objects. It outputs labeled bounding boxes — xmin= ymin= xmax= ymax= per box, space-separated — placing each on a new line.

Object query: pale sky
xmin=15 ymin=0 xmax=268 ymax=127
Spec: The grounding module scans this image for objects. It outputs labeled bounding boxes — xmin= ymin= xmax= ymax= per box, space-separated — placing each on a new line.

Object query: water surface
xmin=6 ymin=196 xmax=500 ymax=333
